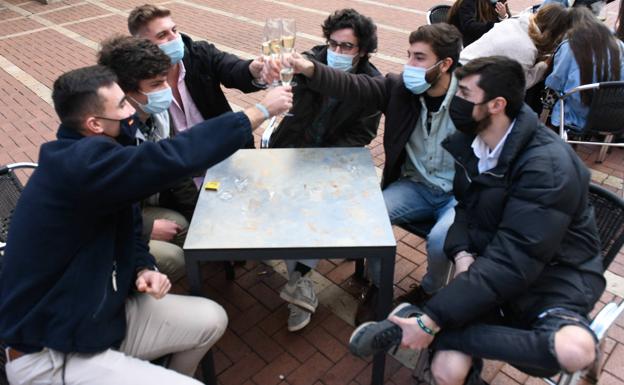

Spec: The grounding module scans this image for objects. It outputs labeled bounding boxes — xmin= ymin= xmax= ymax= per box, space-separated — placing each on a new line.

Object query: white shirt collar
xmin=471 ymin=119 xmax=515 ymax=174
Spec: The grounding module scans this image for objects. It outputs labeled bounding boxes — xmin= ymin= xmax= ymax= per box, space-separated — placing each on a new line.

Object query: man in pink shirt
xmin=128 ymin=4 xmax=265 ymax=146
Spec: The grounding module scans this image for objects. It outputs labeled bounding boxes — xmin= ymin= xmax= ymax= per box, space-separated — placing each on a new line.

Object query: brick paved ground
xmin=0 ymin=0 xmax=623 ymax=384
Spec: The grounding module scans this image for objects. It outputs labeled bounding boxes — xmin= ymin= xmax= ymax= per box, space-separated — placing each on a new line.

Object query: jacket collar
xmin=442 ymin=104 xmax=539 ymax=177
xmin=56 ymin=123 xmax=85 ymax=141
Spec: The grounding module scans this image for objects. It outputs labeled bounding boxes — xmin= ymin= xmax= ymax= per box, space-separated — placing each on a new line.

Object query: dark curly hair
xmin=97 ymin=34 xmax=171 ymax=93
xmin=321 ymin=8 xmax=378 ymax=57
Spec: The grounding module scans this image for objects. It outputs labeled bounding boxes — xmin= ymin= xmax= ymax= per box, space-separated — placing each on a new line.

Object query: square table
xmin=184 ymin=147 xmax=396 ymax=385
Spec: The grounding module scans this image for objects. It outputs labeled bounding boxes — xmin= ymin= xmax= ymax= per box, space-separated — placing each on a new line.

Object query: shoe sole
xmin=389 ymin=303 xmax=412 ymax=318
xmin=280 ymin=291 xmax=318 ymax=313
xmin=348 ymin=304 xmax=413 ymax=357
xmin=349 ymin=321 xmax=376 ymax=349
xmin=288 ymin=313 xmax=311 ymax=332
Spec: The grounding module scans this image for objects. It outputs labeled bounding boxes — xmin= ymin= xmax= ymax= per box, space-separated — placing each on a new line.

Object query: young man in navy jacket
xmin=0 ymin=65 xmax=291 ymax=384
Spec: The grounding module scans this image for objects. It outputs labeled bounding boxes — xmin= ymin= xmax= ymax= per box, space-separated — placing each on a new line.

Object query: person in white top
xmin=460 ymin=3 xmax=572 ymax=89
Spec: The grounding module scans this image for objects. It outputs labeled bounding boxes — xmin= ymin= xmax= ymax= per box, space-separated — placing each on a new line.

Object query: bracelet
xmin=416 ymin=315 xmax=436 ymax=336
xmin=255 ymin=103 xmax=270 ymax=119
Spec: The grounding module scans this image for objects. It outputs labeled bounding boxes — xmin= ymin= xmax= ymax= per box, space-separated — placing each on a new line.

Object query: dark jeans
xmin=431 ymin=307 xmax=596 ymax=378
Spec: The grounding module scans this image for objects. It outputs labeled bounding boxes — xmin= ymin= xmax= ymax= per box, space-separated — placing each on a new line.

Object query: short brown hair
xmin=127 ymin=4 xmax=171 ymax=36
xmin=408 ymin=23 xmax=462 ymax=72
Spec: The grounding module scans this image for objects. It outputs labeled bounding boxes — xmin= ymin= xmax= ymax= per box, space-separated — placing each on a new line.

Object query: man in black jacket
xmin=128 ymin=4 xmax=264 ymax=149
xmin=285 ymin=24 xmax=464 ymax=324
xmin=269 ymin=9 xmax=381 ymax=148
xmin=352 ymin=57 xmax=605 ymax=385
xmin=0 ymin=66 xmax=292 ymax=384
xmin=269 ymin=8 xmax=382 ymax=333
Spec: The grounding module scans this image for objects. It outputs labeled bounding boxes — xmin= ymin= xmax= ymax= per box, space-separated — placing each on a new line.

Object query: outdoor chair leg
xmin=596 ymin=134 xmax=613 ymax=163
xmin=556 ymin=371 xmax=581 ymax=385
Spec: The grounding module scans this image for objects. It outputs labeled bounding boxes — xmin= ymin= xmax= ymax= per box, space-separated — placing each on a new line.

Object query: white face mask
xmin=326 ymin=49 xmax=356 ymax=72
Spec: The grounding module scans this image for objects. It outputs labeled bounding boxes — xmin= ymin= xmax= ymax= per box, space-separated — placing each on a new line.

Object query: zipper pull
xmin=112 ymin=261 xmax=118 ymax=292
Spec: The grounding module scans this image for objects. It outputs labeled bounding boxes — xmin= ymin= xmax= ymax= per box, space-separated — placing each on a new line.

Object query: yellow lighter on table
xmin=204 ymin=181 xmax=220 ymax=191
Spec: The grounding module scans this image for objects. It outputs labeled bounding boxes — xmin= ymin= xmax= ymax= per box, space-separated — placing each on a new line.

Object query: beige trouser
xmin=6 ymin=293 xmax=228 ymax=385
xmin=143 ymin=206 xmax=189 ymax=282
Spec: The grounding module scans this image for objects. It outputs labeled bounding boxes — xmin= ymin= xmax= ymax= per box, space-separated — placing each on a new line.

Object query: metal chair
xmin=0 ymin=162 xmax=37 ymax=254
xmin=543 ymin=183 xmax=624 ymax=385
xmin=426 ymin=4 xmax=451 ymax=25
xmin=558 ymin=81 xmax=624 ymax=163
xmin=0 ymin=162 xmax=37 ymax=385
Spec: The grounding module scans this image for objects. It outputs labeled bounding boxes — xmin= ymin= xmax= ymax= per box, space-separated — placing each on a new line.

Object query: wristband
xmin=416 ymin=315 xmax=436 ymax=336
xmin=255 ymin=103 xmax=270 ymax=119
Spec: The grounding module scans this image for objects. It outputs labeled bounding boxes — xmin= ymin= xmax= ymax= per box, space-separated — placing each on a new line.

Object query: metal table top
xmin=184 ymin=148 xmax=395 ymax=255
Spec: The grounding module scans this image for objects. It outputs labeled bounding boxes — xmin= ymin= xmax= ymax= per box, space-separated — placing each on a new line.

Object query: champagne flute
xmin=266 ymin=18 xmax=282 ymax=59
xmin=280 ymin=51 xmax=295 ymax=117
xmin=265 ymin=18 xmax=282 ymax=87
xmin=280 ymin=18 xmax=297 ymax=88
xmin=281 ymin=18 xmax=296 ymax=53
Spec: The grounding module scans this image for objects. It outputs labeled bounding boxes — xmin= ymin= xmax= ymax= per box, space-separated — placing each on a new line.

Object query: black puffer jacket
xmin=423 ymin=105 xmax=605 ymax=328
xmin=181 ymin=33 xmax=258 ymax=148
xmin=269 ymin=45 xmax=381 ymax=148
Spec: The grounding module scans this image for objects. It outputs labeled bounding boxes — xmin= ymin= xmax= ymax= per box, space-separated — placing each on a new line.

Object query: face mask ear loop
xmin=425 ymin=60 xmax=445 ymax=87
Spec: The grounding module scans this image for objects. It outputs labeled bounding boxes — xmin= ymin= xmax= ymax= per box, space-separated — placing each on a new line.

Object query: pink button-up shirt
xmin=169 ymin=61 xmax=207 ymax=187
xmin=169 ymin=61 xmax=204 ymax=134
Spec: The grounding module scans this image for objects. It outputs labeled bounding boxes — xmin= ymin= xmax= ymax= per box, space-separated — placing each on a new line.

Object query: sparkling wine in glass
xmin=281 ymin=18 xmax=296 ymax=53
xmin=280 ymin=67 xmax=294 ymax=86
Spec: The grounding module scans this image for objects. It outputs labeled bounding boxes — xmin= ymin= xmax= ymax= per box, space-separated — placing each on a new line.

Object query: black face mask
xmin=95 ymin=114 xmax=140 ymax=146
xmin=449 ymin=95 xmax=490 ymax=135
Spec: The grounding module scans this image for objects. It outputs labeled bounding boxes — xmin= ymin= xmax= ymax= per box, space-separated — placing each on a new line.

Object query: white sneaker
xmin=280 ymin=272 xmax=318 ymax=313
xmin=287 ymin=303 xmax=312 ymax=332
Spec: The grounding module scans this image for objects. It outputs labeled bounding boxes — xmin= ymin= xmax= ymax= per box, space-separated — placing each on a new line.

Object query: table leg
xmin=186 ymin=256 xmax=203 ymax=296
xmin=371 ymin=254 xmax=394 ymax=384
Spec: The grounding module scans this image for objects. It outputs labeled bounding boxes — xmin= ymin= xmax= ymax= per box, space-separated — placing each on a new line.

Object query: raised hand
xmin=261 ymin=85 xmax=293 ymax=116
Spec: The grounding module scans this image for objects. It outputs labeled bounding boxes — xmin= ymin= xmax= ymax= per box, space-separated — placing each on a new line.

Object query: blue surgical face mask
xmin=136 ymin=87 xmax=173 ymax=114
xmin=326 ymin=49 xmax=356 ymax=72
xmin=402 ymin=61 xmax=443 ymax=94
xmin=159 ymin=35 xmax=184 ymax=64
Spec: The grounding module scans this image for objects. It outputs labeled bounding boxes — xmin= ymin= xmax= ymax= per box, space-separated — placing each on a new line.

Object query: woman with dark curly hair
xmin=269 ymin=8 xmax=383 ymax=333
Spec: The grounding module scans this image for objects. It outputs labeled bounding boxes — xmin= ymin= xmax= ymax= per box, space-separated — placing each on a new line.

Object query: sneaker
xmin=355 ymin=285 xmax=378 ymax=325
xmin=280 ymin=272 xmax=318 ymax=313
xmin=349 ymin=303 xmax=422 ymax=358
xmin=287 ymin=303 xmax=311 ymax=332
xmin=395 ymin=284 xmax=433 ymax=306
